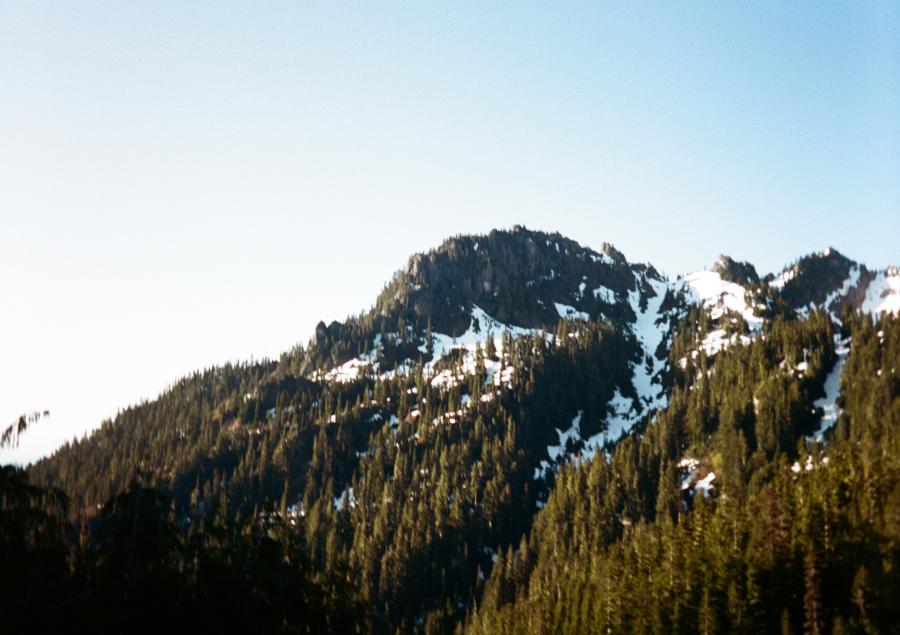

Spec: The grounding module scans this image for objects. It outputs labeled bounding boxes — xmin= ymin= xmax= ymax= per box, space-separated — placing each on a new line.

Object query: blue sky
xmin=1 ymin=2 xmax=898 ymax=462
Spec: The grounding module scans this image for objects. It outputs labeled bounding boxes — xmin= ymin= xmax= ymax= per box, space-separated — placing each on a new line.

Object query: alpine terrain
xmin=4 ymin=226 xmax=900 ymax=634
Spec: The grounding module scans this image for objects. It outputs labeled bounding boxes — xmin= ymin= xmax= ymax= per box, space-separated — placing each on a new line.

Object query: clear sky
xmin=1 ymin=2 xmax=898 ymax=464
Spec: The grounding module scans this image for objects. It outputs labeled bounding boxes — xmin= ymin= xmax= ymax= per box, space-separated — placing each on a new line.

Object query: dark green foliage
xmin=467 ymin=314 xmax=900 ymax=635
xmin=0 ymin=465 xmax=69 ymax=627
xmin=0 ymin=474 xmax=362 ymax=634
xmin=24 ymin=312 xmax=635 ymax=632
xmin=7 ymin=229 xmax=898 ymax=633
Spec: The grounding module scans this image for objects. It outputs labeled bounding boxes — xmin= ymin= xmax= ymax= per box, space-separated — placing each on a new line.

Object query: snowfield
xmin=682 ymin=270 xmax=764 ymax=331
xmin=862 ymin=269 xmax=900 ymax=316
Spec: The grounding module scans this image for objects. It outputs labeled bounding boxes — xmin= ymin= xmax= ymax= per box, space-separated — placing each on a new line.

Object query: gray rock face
xmin=714 ymin=255 xmax=760 ymax=286
xmin=303 ymin=229 xmax=897 ymax=377
xmin=373 ymin=226 xmax=643 ymax=335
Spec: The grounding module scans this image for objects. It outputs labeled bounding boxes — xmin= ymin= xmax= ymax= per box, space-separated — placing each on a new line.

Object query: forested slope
xmin=6 ymin=227 xmax=899 ymax=633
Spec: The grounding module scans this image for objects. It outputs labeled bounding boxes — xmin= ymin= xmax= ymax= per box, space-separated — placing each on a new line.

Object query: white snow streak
xmin=629 ymin=276 xmax=669 ymax=413
xmin=811 ymin=338 xmax=850 ymax=441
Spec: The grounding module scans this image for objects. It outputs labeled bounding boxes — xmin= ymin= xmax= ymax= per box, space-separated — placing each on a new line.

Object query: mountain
xmin=767 ymin=247 xmax=900 ymax=319
xmin=8 ymin=227 xmax=900 ymax=633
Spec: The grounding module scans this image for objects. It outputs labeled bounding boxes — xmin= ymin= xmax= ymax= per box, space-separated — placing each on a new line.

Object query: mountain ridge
xmin=13 ymin=225 xmax=900 ymax=633
xmin=14 ymin=226 xmax=899 ymax=470
xmin=296 ymin=227 xmax=895 ymax=434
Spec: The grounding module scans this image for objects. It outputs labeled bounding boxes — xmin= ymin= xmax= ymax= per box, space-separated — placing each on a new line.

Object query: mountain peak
xmin=600 ymin=241 xmax=627 ymax=263
xmin=298 ymin=230 xmax=897 ymax=382
xmin=372 ymin=227 xmax=639 ymax=336
xmin=767 ymin=248 xmax=860 ymax=311
xmin=713 ymin=255 xmax=760 ymax=286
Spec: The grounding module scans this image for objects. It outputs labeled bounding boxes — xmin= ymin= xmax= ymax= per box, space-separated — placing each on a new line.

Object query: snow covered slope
xmin=683 ymin=270 xmax=763 ymax=329
xmin=862 ymin=268 xmax=900 ymax=316
xmin=303 ymin=232 xmax=896 ymax=469
xmin=621 ymin=272 xmax=671 ymax=426
xmin=769 ymin=249 xmax=899 ymax=320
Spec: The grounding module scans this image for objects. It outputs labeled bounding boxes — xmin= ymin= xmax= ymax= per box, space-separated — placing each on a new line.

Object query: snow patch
xmin=584 ymin=389 xmax=635 ymax=453
xmin=334 ymin=487 xmax=355 ymax=510
xmin=810 ymin=338 xmax=850 ymax=441
xmin=695 ymin=472 xmax=716 ymax=496
xmin=791 ymin=455 xmax=830 ymax=473
xmin=699 ymin=329 xmax=752 ymax=357
xmin=425 ymin=305 xmax=538 ymax=368
xmin=593 ymin=285 xmax=617 ymax=303
xmin=821 ymin=265 xmax=861 ymax=321
xmin=683 ymin=270 xmax=763 ymax=331
xmin=554 ymin=302 xmax=590 ymax=321
xmin=862 ymin=270 xmax=900 ymax=316
xmin=589 ymin=252 xmax=615 ymax=265
xmin=546 ymin=411 xmax=583 ymax=462
xmin=678 ymin=458 xmax=699 ymax=490
xmin=678 ymin=457 xmax=715 ymax=496
xmin=426 ymin=306 xmax=543 ymax=391
xmin=770 ymin=267 xmax=797 ymax=290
